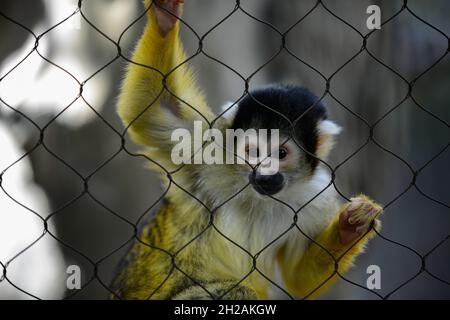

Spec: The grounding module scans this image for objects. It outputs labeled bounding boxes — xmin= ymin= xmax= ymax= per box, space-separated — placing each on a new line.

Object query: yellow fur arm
xmin=280 ymin=195 xmax=382 ymax=299
xmin=117 ymin=1 xmax=213 ymax=160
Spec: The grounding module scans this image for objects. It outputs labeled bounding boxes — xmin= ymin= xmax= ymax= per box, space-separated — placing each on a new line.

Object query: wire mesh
xmin=0 ymin=0 xmax=449 ymax=300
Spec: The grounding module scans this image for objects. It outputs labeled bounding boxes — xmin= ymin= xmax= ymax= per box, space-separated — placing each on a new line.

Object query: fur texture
xmin=111 ymin=0 xmax=383 ymax=300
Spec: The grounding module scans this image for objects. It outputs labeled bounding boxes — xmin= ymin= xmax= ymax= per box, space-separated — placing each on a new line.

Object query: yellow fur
xmin=117 ymin=3 xmax=214 ymax=173
xmin=111 ymin=1 xmax=383 ymax=300
xmin=279 ymin=196 xmax=382 ymax=299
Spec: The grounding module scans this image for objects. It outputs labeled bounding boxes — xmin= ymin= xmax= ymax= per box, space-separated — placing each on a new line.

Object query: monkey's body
xmin=112 ymin=168 xmax=343 ymax=299
xmin=111 ymin=0 xmax=383 ymax=300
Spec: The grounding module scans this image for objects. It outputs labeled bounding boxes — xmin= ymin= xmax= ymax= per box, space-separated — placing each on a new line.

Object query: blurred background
xmin=0 ymin=0 xmax=448 ymax=299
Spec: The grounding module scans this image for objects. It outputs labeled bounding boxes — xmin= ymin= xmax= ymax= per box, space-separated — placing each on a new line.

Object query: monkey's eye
xmin=278 ymin=147 xmax=288 ymax=160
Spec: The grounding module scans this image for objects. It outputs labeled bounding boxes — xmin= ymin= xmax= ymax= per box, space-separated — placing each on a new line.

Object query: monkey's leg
xmin=171 ymin=281 xmax=258 ymax=300
xmin=117 ymin=0 xmax=214 ymax=163
xmin=280 ymin=195 xmax=383 ymax=299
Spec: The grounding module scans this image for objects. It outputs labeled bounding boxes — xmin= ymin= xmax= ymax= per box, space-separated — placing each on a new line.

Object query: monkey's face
xmin=223 ymin=84 xmax=341 ymax=199
xmin=235 ymin=134 xmax=315 ymax=197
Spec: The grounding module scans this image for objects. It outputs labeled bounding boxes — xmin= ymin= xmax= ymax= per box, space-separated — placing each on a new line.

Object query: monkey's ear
xmin=316 ymin=120 xmax=342 ymax=160
xmin=220 ymin=101 xmax=238 ymax=124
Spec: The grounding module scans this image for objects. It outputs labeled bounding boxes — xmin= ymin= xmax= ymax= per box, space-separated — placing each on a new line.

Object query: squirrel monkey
xmin=111 ymin=0 xmax=383 ymax=299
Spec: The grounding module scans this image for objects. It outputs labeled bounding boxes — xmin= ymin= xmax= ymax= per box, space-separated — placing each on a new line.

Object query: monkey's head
xmin=223 ymin=84 xmax=341 ymax=198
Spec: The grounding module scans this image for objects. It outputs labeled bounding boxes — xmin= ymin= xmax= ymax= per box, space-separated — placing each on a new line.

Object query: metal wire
xmin=0 ymin=0 xmax=448 ymax=300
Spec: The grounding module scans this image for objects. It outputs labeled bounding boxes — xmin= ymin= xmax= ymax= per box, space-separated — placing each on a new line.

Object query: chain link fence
xmin=0 ymin=0 xmax=449 ymax=299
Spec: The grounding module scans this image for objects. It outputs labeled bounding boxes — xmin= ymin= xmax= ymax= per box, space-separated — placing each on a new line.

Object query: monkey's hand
xmin=279 ymin=195 xmax=383 ymax=298
xmin=338 ymin=195 xmax=383 ymax=245
xmin=151 ymin=0 xmax=184 ymax=37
